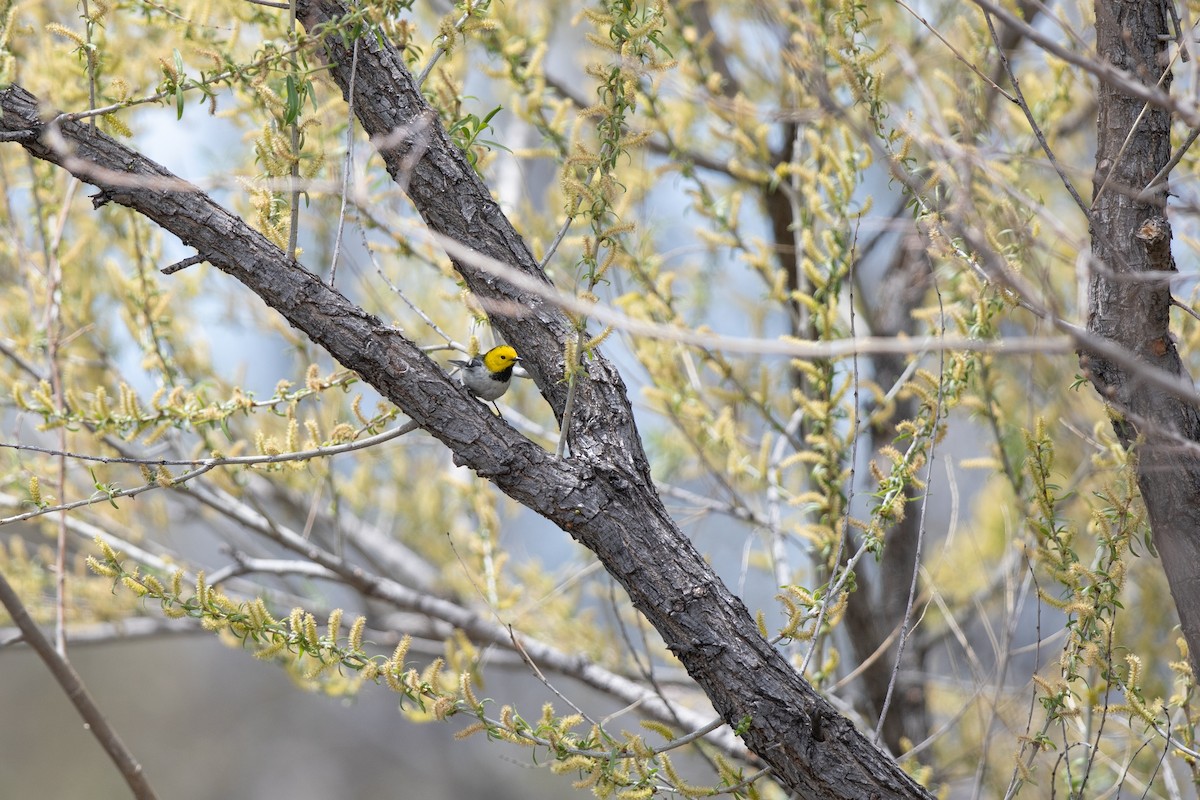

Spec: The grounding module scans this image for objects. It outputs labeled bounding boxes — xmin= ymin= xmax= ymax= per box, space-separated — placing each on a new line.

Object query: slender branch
xmin=873 ymin=261 xmax=946 ymax=744
xmin=160 ymin=253 xmax=205 ymax=274
xmin=0 ymin=617 xmax=200 ymax=648
xmin=1141 ymin=127 xmax=1200 ymax=200
xmin=981 ymin=9 xmax=1089 ymax=217
xmin=45 ymin=175 xmax=78 ymax=655
xmin=806 ymin=83 xmax=1200 ymax=416
xmin=538 ymin=196 xmax=581 ymax=271
xmin=0 ymin=492 xmax=177 ymax=572
xmin=0 ymin=419 xmax=417 ymax=468
xmin=971 ymin=0 xmax=1200 ymax=127
xmin=206 ymin=554 xmax=340 ymax=585
xmin=422 ymin=224 xmax=1081 ymax=360
xmin=286 ymin=0 xmax=301 ymax=259
xmin=329 ymin=32 xmax=360 ymax=285
xmin=556 ymin=330 xmax=584 ymax=458
xmin=897 ymin=0 xmax=1017 ymax=103
xmin=542 ymin=71 xmax=735 ymax=178
xmin=0 ymin=422 xmax=419 ymax=527
xmin=414 ymin=3 xmax=483 ymax=87
xmin=184 ymin=478 xmax=750 ymax=758
xmin=54 ymin=41 xmax=312 ymax=124
xmin=0 ymin=568 xmax=159 ymax=799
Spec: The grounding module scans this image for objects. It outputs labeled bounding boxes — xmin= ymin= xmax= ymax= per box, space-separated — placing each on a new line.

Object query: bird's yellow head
xmin=482 ymin=345 xmax=520 ymax=374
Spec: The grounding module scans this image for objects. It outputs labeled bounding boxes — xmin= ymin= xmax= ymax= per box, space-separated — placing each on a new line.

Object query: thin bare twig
xmin=329 ymin=33 xmax=361 ymax=286
xmin=207 ymin=553 xmax=339 ymax=585
xmin=0 ymin=569 xmax=159 ymax=799
xmin=422 ymin=222 xmax=1080 ymax=358
xmin=897 ymin=0 xmax=1017 ymax=103
xmin=555 ymin=330 xmax=584 ymax=458
xmin=0 ymin=420 xmax=417 ymax=469
xmin=971 ymin=0 xmax=1200 ymax=127
xmin=539 ymin=196 xmax=581 ymax=271
xmin=414 ymin=3 xmax=488 ymax=87
xmin=183 ymin=479 xmax=748 ymax=757
xmin=1172 ymin=296 xmax=1200 ymax=322
xmin=0 ymin=422 xmax=420 ymax=527
xmin=45 ymin=176 xmax=79 ymax=655
xmin=1141 ymin=127 xmax=1200 ymax=200
xmin=286 ymin=0 xmax=301 ymax=259
xmin=873 ymin=260 xmax=945 ymax=744
xmin=981 ymin=9 xmax=1089 ymax=218
xmin=0 ymin=617 xmax=200 ymax=648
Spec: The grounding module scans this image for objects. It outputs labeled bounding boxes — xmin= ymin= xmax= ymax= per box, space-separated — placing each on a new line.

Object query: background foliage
xmin=3 ymin=0 xmax=1200 ymax=796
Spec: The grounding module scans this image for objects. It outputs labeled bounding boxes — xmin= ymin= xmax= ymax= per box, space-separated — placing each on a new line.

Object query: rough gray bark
xmin=1084 ymin=1 xmax=1200 ymax=672
xmin=0 ymin=12 xmax=933 ymax=800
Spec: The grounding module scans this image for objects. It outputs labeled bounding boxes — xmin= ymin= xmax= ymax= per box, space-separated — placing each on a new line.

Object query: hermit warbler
xmin=450 ymin=345 xmax=521 ymax=409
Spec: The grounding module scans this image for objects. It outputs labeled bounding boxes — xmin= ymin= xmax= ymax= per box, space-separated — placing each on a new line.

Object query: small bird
xmin=450 ymin=344 xmax=521 ymax=413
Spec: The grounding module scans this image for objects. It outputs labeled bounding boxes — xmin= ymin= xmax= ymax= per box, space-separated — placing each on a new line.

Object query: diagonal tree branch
xmin=0 ymin=16 xmax=931 ymax=798
xmin=296 ymin=1 xmax=645 ymax=467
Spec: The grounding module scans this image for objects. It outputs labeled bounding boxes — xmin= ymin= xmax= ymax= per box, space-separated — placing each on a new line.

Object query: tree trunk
xmin=1085 ymin=1 xmax=1200 ymax=672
